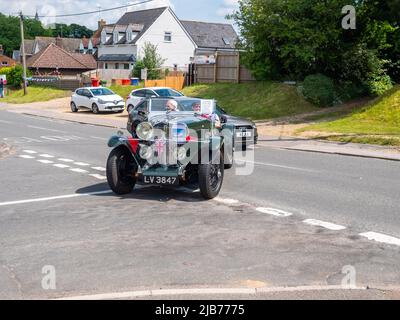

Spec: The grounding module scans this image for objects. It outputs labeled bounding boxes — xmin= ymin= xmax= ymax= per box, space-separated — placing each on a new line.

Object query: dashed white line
xmin=70 ymin=168 xmax=89 ymax=174
xmin=58 ymin=158 xmax=74 ymax=163
xmin=359 ymin=232 xmax=400 ymax=247
xmin=53 ymin=164 xmax=71 ymax=169
xmin=303 ymin=219 xmax=346 ymax=231
xmin=23 ymin=150 xmax=37 ymax=154
xmin=19 ymin=155 xmax=35 ymax=159
xmin=27 ymin=125 xmax=66 ymax=133
xmin=74 ymin=162 xmax=90 ymax=167
xmin=39 ymin=154 xmax=54 ymax=158
xmin=235 ymin=159 xmax=317 ymax=173
xmin=92 ymin=167 xmax=106 ymax=172
xmin=89 ymin=174 xmax=107 ymax=180
xmin=214 ymin=197 xmax=240 ymax=205
xmin=0 ymin=190 xmax=113 ymax=207
xmin=37 ymin=159 xmax=54 ymax=164
xmin=256 ymin=207 xmax=293 ymax=217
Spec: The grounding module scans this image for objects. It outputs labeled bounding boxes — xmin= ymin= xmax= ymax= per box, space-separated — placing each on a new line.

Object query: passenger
xmin=166 ymin=99 xmax=179 ymax=112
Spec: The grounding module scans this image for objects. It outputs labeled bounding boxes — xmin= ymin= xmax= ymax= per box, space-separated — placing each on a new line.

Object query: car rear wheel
xmin=92 ymin=103 xmax=99 ymax=114
xmin=106 ymin=147 xmax=136 ymax=195
xmin=70 ymin=102 xmax=78 ymax=112
xmin=198 ymin=150 xmax=224 ymax=199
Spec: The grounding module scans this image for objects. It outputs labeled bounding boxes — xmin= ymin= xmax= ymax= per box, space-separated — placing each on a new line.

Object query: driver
xmin=193 ymin=101 xmax=222 ymax=129
xmin=166 ymin=99 xmax=179 ymax=112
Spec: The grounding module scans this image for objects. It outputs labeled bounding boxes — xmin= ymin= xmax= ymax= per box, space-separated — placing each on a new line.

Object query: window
xmin=82 ymin=89 xmax=92 ymax=97
xmin=115 ymin=63 xmax=119 ymax=69
xmin=113 ymin=31 xmax=118 ymax=44
xmin=135 ymin=101 xmax=149 ymax=113
xmin=105 ymin=63 xmax=109 ymax=69
xmin=145 ymin=90 xmax=156 ymax=98
xmin=133 ymin=90 xmax=146 ymax=97
xmin=124 ymin=64 xmax=129 ymax=70
xmin=164 ymin=32 xmax=172 ymax=42
xmin=222 ymin=37 xmax=230 ymax=45
xmin=154 ymin=88 xmax=183 ymax=97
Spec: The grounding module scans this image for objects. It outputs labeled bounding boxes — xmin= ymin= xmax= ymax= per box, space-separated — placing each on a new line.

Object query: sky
xmin=0 ymin=0 xmax=240 ymax=30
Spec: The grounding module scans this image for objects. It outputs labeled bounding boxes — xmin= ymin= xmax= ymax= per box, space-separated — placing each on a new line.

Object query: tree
xmin=232 ymin=0 xmax=398 ymax=93
xmin=134 ymin=42 xmax=166 ymax=80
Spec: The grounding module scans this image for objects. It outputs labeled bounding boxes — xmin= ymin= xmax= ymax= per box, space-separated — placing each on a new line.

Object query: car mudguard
xmin=107 ymin=135 xmax=140 ymax=165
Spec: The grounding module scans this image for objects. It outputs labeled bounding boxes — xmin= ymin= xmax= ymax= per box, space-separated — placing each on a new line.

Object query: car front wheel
xmin=106 ymin=147 xmax=136 ymax=195
xmin=92 ymin=103 xmax=99 ymax=114
xmin=198 ymin=150 xmax=224 ymax=199
xmin=70 ymin=102 xmax=78 ymax=112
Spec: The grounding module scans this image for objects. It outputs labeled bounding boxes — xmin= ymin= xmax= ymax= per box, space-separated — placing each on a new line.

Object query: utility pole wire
xmin=22 ymin=0 xmax=155 ymax=18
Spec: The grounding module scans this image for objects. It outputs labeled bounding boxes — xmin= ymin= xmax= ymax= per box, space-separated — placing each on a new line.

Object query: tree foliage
xmin=232 ymin=0 xmax=399 ymax=96
xmin=134 ymin=42 xmax=166 ymax=80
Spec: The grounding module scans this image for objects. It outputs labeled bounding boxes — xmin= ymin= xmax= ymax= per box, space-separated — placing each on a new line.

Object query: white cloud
xmin=217 ymin=0 xmax=239 ymax=17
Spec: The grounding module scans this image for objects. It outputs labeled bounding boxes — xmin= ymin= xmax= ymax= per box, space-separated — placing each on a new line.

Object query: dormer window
xmin=113 ymin=31 xmax=119 ymax=44
xmin=222 ymin=37 xmax=230 ymax=45
xmin=100 ymin=30 xmax=106 ymax=44
xmin=164 ymin=31 xmax=172 ymax=42
xmin=127 ymin=31 xmax=132 ymax=42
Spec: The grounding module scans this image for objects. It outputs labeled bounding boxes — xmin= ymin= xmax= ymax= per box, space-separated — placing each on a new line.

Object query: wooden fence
xmin=191 ymin=52 xmax=255 ymax=84
xmin=145 ymin=75 xmax=185 ymax=91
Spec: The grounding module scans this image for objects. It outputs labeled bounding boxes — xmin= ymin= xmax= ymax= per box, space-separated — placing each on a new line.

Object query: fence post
xmin=236 ymin=52 xmax=241 ymax=84
xmin=213 ymin=51 xmax=219 ymax=83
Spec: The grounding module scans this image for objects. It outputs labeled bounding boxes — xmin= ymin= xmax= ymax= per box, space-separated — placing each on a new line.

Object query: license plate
xmin=143 ymin=176 xmax=179 ymax=186
xmin=236 ymin=131 xmax=252 ymax=138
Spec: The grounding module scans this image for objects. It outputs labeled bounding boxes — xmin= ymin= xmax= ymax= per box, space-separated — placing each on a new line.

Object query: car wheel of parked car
xmin=106 ymin=147 xmax=136 ymax=195
xmin=198 ymin=150 xmax=224 ymax=199
xmin=127 ymin=105 xmax=134 ymax=114
xmin=92 ymin=103 xmax=99 ymax=114
xmin=70 ymin=102 xmax=78 ymax=113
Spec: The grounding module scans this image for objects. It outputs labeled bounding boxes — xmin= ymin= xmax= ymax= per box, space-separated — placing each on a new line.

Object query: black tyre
xmin=198 ymin=150 xmax=224 ymax=199
xmin=70 ymin=102 xmax=78 ymax=112
xmin=106 ymin=147 xmax=136 ymax=195
xmin=92 ymin=103 xmax=99 ymax=114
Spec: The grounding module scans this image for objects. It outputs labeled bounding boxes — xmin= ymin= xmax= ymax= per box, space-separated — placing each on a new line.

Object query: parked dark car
xmin=107 ymin=97 xmax=235 ymax=199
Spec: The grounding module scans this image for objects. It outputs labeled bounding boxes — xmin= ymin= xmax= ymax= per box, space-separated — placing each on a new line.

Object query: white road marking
xmin=39 ymin=154 xmax=54 ymax=158
xmin=214 ymin=197 xmax=240 ymax=205
xmin=303 ymin=219 xmax=346 ymax=231
xmin=74 ymin=162 xmax=90 ymax=166
xmin=53 ymin=164 xmax=70 ymax=169
xmin=90 ymin=136 xmax=108 ymax=141
xmin=23 ymin=150 xmax=37 ymax=154
xmin=235 ymin=159 xmax=317 ymax=173
xmin=58 ymin=158 xmax=74 ymax=163
xmin=0 ymin=119 xmax=13 ymax=124
xmin=37 ymin=159 xmax=54 ymax=164
xmin=19 ymin=155 xmax=35 ymax=159
xmin=256 ymin=207 xmax=293 ymax=217
xmin=92 ymin=167 xmax=106 ymax=172
xmin=70 ymin=168 xmax=89 ymax=173
xmin=27 ymin=125 xmax=66 ymax=133
xmin=57 ymin=285 xmax=366 ymax=300
xmin=0 ymin=190 xmax=112 ymax=207
xmin=359 ymin=232 xmax=400 ymax=247
xmin=89 ymin=174 xmax=107 ymax=180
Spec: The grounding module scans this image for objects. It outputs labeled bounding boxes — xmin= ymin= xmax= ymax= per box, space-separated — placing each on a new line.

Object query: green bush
xmin=367 ymin=74 xmax=393 ymax=96
xmin=335 ymin=81 xmax=367 ymax=102
xmin=0 ymin=65 xmax=31 ymax=88
xmin=301 ymin=74 xmax=336 ymax=107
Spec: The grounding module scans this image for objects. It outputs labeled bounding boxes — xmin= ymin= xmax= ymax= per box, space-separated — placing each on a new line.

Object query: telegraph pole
xmin=19 ymin=12 xmax=27 ymax=95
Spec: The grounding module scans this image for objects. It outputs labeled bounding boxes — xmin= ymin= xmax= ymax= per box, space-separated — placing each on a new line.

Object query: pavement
xmin=0 ymin=107 xmax=400 ymax=300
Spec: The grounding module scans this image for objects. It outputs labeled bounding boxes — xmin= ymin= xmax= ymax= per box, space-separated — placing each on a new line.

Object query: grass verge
xmin=182 ymin=82 xmax=317 ymax=120
xmin=1 ymin=86 xmax=71 ymax=104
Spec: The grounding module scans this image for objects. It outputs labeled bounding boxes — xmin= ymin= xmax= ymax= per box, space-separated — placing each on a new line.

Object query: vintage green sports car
xmin=106 ymin=98 xmax=234 ymax=199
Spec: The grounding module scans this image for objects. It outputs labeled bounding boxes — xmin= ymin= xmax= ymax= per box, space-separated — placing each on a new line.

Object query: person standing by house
xmin=0 ymin=78 xmax=4 ymax=98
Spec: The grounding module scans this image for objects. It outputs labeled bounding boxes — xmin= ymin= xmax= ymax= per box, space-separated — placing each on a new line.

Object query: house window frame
xmin=164 ymin=31 xmax=172 ymax=42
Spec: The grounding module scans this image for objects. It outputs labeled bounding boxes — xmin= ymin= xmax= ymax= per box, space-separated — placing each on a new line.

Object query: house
xmin=20 ymin=36 xmax=98 ymax=62
xmin=26 ymin=43 xmax=97 ymax=76
xmin=96 ymin=6 xmax=238 ymax=71
xmin=0 ymin=45 xmax=18 ymax=68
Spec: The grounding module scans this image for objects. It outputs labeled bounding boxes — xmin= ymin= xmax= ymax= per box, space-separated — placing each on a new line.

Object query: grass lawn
xmin=299 ymin=86 xmax=400 ymax=146
xmin=108 ymin=84 xmax=143 ymax=98
xmin=182 ymin=82 xmax=317 ymax=120
xmin=1 ymin=86 xmax=71 ymax=104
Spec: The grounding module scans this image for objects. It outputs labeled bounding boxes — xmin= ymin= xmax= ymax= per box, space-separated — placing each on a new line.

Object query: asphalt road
xmin=0 ymin=109 xmax=399 ymax=299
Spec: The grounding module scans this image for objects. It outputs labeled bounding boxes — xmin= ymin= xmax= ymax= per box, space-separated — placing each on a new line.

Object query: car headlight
xmin=139 ymin=144 xmax=153 ymax=159
xmin=136 ymin=122 xmax=154 ymax=141
xmin=177 ymin=146 xmax=187 ymax=162
xmin=97 ymin=98 xmax=107 ymax=104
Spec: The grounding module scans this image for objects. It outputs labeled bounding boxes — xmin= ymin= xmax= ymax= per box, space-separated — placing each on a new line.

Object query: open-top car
xmin=106 ymin=98 xmax=235 ymax=199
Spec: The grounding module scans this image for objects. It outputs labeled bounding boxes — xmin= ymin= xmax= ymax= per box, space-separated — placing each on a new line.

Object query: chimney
xmin=56 ymin=36 xmax=62 ymax=48
xmin=0 ymin=44 xmax=3 ymax=55
xmin=98 ymin=19 xmax=106 ymax=30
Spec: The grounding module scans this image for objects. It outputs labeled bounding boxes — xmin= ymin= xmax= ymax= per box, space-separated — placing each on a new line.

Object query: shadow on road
xmin=76 ymin=182 xmax=207 ymax=203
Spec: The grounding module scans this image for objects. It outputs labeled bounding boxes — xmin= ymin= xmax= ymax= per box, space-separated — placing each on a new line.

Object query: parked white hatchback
xmin=126 ymin=87 xmax=184 ymax=113
xmin=70 ymin=87 xmax=125 ymax=114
